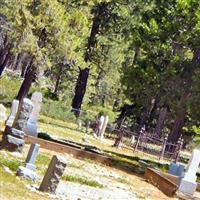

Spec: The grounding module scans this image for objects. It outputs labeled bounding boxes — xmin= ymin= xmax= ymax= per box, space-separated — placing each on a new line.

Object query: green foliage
xmin=0 ymin=75 xmax=21 ymax=104
xmin=0 ymin=154 xmax=22 ymax=171
xmin=63 ymin=175 xmax=104 ymax=188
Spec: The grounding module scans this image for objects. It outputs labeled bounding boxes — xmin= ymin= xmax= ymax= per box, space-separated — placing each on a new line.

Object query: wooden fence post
xmin=134 ymin=132 xmax=142 ymax=152
xmin=174 ymin=138 xmax=183 ymax=163
xmin=159 ymin=136 xmax=168 ymax=160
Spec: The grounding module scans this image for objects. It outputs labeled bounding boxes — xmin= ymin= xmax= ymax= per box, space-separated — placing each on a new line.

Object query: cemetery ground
xmin=0 ymin=115 xmax=189 ymax=200
xmin=0 ymin=143 xmax=177 ymax=200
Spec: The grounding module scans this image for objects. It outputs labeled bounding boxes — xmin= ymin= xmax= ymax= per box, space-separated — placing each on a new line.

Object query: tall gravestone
xmin=179 ymin=149 xmax=200 ymax=195
xmin=39 ymin=155 xmax=67 ymax=193
xmin=13 ymin=98 xmax=34 ymax=132
xmin=100 ymin=115 xmax=109 ymax=140
xmin=2 ymin=98 xmax=33 ymax=152
xmin=98 ymin=115 xmax=105 ymax=137
xmin=17 ymin=143 xmax=40 ymax=180
xmin=6 ymin=100 xmax=19 ymax=127
xmin=27 ymin=92 xmax=42 ymax=137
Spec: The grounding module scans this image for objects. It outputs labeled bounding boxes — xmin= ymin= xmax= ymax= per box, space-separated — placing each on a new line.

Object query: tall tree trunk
xmin=90 ymin=69 xmax=104 ymax=105
xmin=155 ymin=106 xmax=168 ymax=136
xmin=54 ymin=64 xmax=64 ymax=96
xmin=148 ymin=96 xmax=159 ymax=125
xmin=167 ymin=94 xmax=189 ymax=143
xmin=0 ymin=49 xmax=10 ymax=76
xmin=72 ymin=68 xmax=89 ymax=117
xmin=16 ymin=57 xmax=36 ymax=102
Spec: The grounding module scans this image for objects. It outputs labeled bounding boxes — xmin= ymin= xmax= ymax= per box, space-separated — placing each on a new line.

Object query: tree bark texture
xmin=16 ymin=57 xmax=36 ymax=102
xmin=72 ymin=68 xmax=89 ymax=117
xmin=167 ymin=94 xmax=188 ymax=143
xmin=155 ymin=107 xmax=168 ymax=136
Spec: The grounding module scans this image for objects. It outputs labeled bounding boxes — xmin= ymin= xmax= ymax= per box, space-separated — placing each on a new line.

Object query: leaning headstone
xmin=17 ymin=143 xmax=40 ymax=181
xmin=13 ymin=98 xmax=34 ymax=132
xmin=100 ymin=115 xmax=109 ymax=140
xmin=6 ymin=100 xmax=19 ymax=127
xmin=39 ymin=155 xmax=67 ymax=193
xmin=179 ymin=149 xmax=200 ymax=195
xmin=27 ymin=92 xmax=43 ymax=137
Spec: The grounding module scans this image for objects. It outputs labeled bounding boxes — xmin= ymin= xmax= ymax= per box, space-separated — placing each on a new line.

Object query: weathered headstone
xmin=100 ymin=115 xmax=109 ymax=140
xmin=27 ymin=92 xmax=42 ymax=137
xmin=25 ymin=143 xmax=40 ymax=170
xmin=17 ymin=143 xmax=40 ymax=181
xmin=0 ymin=104 xmax=7 ymax=130
xmin=13 ymin=98 xmax=34 ymax=132
xmin=39 ymin=155 xmax=67 ymax=193
xmin=2 ymin=127 xmax=25 ymax=152
xmin=6 ymin=100 xmax=19 ymax=127
xmin=0 ymin=104 xmax=7 ymax=127
xmin=2 ymin=98 xmax=33 ymax=152
xmin=98 ymin=115 xmax=105 ymax=137
xmin=179 ymin=149 xmax=200 ymax=195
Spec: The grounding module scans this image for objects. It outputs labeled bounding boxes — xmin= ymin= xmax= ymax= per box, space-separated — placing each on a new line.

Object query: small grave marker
xmin=17 ymin=143 xmax=40 ymax=181
xmin=39 ymin=155 xmax=67 ymax=193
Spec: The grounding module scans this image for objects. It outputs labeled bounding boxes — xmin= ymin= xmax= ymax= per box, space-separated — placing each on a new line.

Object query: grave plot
xmin=0 ymin=144 xmax=178 ymax=200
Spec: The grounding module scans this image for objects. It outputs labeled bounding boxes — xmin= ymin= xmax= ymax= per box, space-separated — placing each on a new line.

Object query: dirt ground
xmin=39 ymin=148 xmax=178 ymax=200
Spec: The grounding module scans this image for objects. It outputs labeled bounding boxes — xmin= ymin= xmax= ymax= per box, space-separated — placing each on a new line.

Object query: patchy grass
xmin=63 ymin=175 xmax=104 ymax=188
xmin=0 ymin=166 xmax=52 ymax=200
xmin=0 ymin=153 xmax=22 ymax=171
xmin=35 ymin=153 xmax=51 ymax=174
xmin=38 ymin=115 xmax=173 ymax=176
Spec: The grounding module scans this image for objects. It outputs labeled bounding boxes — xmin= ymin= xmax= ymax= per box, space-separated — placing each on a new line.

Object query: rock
xmin=17 ymin=166 xmax=38 ymax=181
xmin=3 ymin=165 xmax=14 ymax=175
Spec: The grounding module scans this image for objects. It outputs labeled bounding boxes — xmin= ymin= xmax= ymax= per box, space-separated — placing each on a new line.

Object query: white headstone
xmin=98 ymin=115 xmax=105 ymax=137
xmin=27 ymin=92 xmax=43 ymax=137
xmin=17 ymin=143 xmax=40 ymax=181
xmin=100 ymin=115 xmax=109 ymax=140
xmin=25 ymin=143 xmax=40 ymax=171
xmin=0 ymin=104 xmax=7 ymax=122
xmin=179 ymin=149 xmax=200 ymax=195
xmin=6 ymin=100 xmax=19 ymax=127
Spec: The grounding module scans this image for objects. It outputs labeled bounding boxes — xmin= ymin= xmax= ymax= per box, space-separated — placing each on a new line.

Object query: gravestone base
xmin=3 ymin=135 xmax=25 ymax=152
xmin=26 ymin=163 xmax=36 ymax=171
xmin=17 ymin=166 xmax=38 ymax=181
xmin=179 ymin=179 xmax=197 ymax=196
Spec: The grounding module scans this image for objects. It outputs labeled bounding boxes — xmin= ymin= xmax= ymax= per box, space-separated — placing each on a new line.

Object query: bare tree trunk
xmin=72 ymin=68 xmax=89 ymax=117
xmin=54 ymin=64 xmax=64 ymax=97
xmin=155 ymin=106 xmax=168 ymax=136
xmin=167 ymin=94 xmax=189 ymax=143
xmin=16 ymin=57 xmax=36 ymax=102
xmin=0 ymin=49 xmax=10 ymax=76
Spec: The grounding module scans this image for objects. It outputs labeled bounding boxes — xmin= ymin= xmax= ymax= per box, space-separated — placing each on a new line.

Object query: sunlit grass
xmin=63 ymin=175 xmax=104 ymax=188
